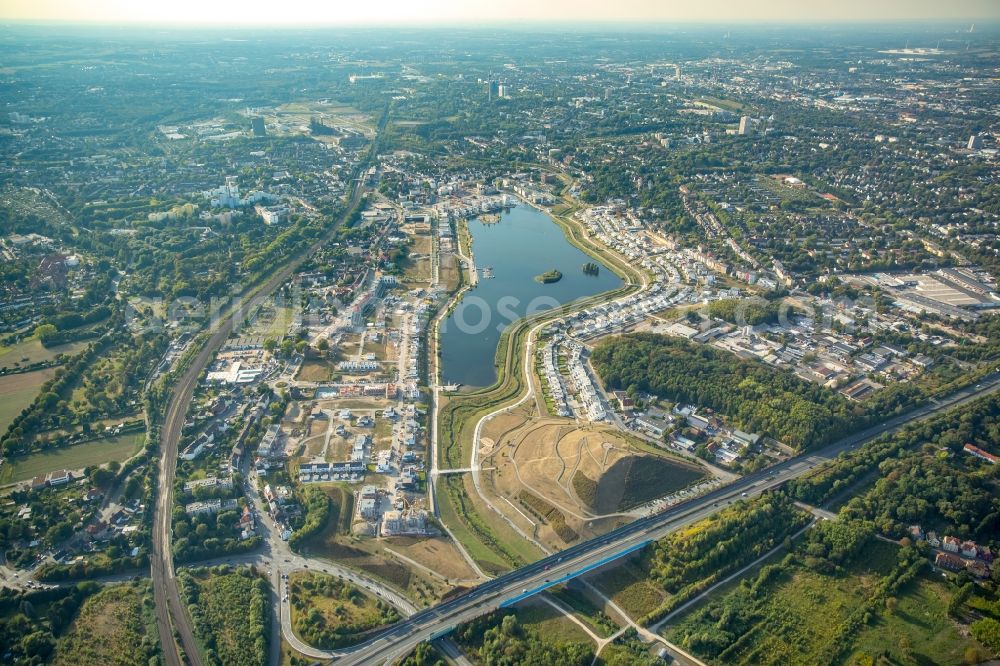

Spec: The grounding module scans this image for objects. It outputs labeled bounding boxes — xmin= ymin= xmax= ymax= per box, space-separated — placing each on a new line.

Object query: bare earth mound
xmin=576 ymin=455 xmax=706 ymax=514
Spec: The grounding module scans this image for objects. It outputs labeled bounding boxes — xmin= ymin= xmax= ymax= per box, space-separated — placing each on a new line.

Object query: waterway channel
xmin=440 ymin=204 xmax=621 ymax=387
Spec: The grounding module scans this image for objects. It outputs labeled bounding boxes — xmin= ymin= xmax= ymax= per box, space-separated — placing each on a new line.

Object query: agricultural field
xmin=53 ymin=581 xmax=159 ymax=666
xmin=289 ymin=571 xmax=400 ymax=649
xmin=177 ymin=566 xmax=270 ymax=666
xmin=0 ymin=431 xmax=144 ymax=484
xmin=0 ymin=367 xmax=56 ymax=434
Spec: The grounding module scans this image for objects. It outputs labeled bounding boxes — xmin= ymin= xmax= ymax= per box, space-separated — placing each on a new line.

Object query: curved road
xmin=322 ymin=371 xmax=1000 ymax=665
xmin=151 ymin=114 xmax=385 ymax=666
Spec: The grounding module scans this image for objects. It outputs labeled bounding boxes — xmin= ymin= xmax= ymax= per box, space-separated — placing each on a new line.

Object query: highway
xmin=150 ymin=109 xmax=387 ymax=666
xmin=322 ymin=371 xmax=1000 ymax=665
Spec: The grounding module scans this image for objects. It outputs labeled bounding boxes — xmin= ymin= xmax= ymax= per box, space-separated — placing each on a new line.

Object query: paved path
xmin=648 ymin=520 xmax=817 ymax=634
xmin=150 ymin=106 xmax=389 ymax=666
xmin=322 ymin=371 xmax=1000 ymax=665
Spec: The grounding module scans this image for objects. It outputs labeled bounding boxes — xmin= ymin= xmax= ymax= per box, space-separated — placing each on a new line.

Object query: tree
xmin=20 ymin=630 xmax=54 ymax=661
xmin=34 ymin=323 xmax=58 ymax=342
xmin=46 ymin=521 xmax=73 ymax=544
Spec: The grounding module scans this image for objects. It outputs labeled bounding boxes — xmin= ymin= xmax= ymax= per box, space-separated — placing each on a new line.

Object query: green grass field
xmin=0 ymin=338 xmax=87 ymax=369
xmin=515 ymin=598 xmax=596 ymax=646
xmin=1 ymin=431 xmax=144 ymax=483
xmin=0 ymin=367 xmax=57 ymax=435
xmin=587 ymin=558 xmax=667 ymax=618
xmin=248 ymin=304 xmax=294 ymax=339
xmin=851 ymin=576 xmax=991 ymax=665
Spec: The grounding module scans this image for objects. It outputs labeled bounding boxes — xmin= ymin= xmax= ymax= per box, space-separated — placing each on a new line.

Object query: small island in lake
xmin=535 ymin=269 xmax=563 ymax=283
xmin=582 ymin=262 xmax=600 ymax=276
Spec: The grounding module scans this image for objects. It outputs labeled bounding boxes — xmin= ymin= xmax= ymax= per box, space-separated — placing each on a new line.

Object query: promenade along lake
xmin=440 ymin=205 xmax=621 ymax=387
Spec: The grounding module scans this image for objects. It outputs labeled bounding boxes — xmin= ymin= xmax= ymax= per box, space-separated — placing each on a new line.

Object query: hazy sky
xmin=2 ymin=0 xmax=998 ymax=25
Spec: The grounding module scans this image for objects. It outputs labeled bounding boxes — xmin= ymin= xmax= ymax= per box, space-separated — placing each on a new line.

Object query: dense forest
xmin=793 ymin=393 xmax=1000 ymax=542
xmin=592 ymin=333 xmax=861 ymax=449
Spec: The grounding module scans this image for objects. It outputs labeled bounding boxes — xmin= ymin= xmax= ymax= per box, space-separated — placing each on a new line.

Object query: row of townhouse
xmin=566 ymin=341 xmax=606 ymax=422
xmin=540 ymin=339 xmax=572 ymax=417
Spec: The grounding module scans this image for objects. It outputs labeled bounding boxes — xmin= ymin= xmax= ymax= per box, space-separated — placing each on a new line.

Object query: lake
xmin=440 ymin=204 xmax=621 ymax=387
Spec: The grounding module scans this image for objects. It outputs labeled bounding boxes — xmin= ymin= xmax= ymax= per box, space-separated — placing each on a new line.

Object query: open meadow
xmin=1 ymin=431 xmax=144 ymax=484
xmin=0 ymin=368 xmax=57 ymax=434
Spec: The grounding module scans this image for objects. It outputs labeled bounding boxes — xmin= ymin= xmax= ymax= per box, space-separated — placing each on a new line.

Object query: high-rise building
xmin=250 ymin=117 xmax=266 ymax=137
xmin=738 ymin=116 xmax=751 ymax=136
xmin=968 ymin=134 xmax=983 ymax=150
